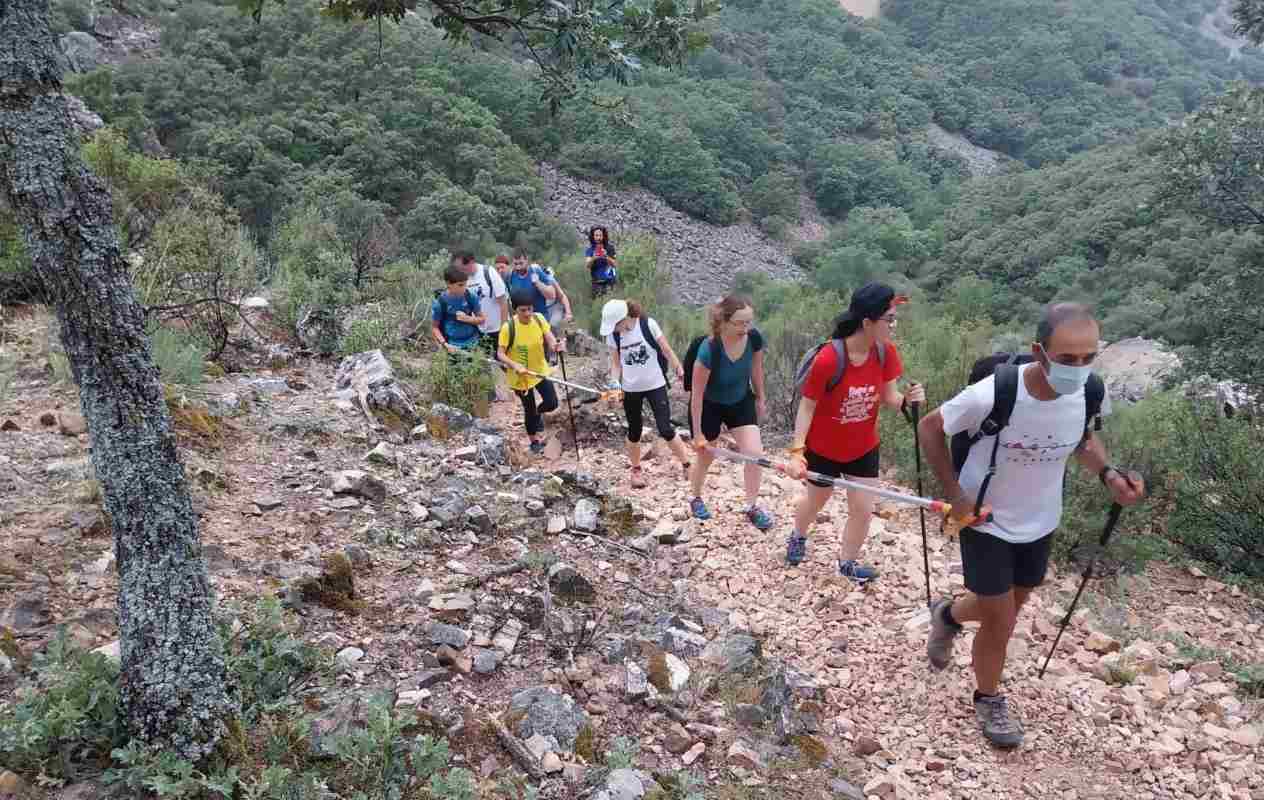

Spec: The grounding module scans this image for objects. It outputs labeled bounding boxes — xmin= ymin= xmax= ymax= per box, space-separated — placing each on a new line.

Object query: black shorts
xmin=695 ymin=392 xmax=758 ymax=441
xmin=959 ymin=528 xmax=1054 ymax=597
xmin=804 ymin=446 xmax=879 ymax=487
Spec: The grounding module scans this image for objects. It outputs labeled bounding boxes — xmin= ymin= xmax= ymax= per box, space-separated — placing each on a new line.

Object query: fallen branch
xmin=463 ymin=559 xmax=529 ymax=588
xmin=565 ymin=531 xmax=649 ymax=559
xmin=492 ymin=715 xmax=545 ymax=780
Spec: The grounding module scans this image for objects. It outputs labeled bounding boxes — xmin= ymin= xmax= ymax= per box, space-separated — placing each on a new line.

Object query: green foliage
xmin=321 ymin=690 xmax=476 ymax=800
xmin=0 ymin=212 xmax=38 ymax=304
xmin=219 ymin=597 xmax=331 ymax=725
xmin=83 ymin=127 xmax=191 ymax=250
xmin=0 ymin=632 xmax=125 ymax=779
xmin=150 ymin=328 xmax=206 ymax=386
xmin=419 ymin=352 xmax=495 ymax=417
xmin=884 ymin=0 xmax=1264 ymax=165
xmin=340 ymin=315 xmax=399 ymax=358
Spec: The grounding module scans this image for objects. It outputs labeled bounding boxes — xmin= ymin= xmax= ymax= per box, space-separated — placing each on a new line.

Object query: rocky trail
xmin=0 ymin=308 xmax=1261 ymax=800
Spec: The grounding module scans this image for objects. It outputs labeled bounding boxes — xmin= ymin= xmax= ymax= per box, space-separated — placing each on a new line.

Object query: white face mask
xmin=1039 ymin=346 xmax=1091 ymax=395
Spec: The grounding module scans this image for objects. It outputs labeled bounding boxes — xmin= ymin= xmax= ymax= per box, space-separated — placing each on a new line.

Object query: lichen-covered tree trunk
xmin=0 ymin=0 xmax=232 ymax=760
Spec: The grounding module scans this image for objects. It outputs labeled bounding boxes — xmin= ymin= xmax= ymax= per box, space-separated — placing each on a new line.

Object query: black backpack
xmin=951 ymin=352 xmax=1105 ymax=515
xmin=681 ymin=335 xmax=710 ymax=393
xmin=612 ymin=317 xmax=670 ymax=388
xmin=792 ymin=339 xmax=887 ymax=399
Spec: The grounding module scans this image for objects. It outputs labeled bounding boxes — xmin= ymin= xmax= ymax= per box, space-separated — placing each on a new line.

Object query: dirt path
xmin=1 ymin=314 xmax=1260 ymax=797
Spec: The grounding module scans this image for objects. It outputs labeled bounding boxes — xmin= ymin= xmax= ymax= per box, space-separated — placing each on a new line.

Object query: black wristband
xmin=1098 ymin=465 xmax=1119 ymax=486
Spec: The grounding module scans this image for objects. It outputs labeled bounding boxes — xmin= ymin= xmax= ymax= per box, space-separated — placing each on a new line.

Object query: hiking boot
xmin=689 ymin=497 xmax=711 ymax=520
xmin=838 ymin=559 xmax=879 ymax=585
xmin=746 ymin=506 xmax=773 ymax=531
xmin=974 ymin=694 xmax=1024 ymax=749
xmin=928 ymin=598 xmax=962 ymax=671
xmin=529 ymin=441 xmax=545 ymax=456
xmin=630 ymin=466 xmax=647 ymax=488
xmin=785 ymin=534 xmax=808 ymax=566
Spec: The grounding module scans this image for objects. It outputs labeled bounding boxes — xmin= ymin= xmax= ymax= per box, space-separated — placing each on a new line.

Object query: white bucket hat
xmin=599 ymin=299 xmax=629 ymax=337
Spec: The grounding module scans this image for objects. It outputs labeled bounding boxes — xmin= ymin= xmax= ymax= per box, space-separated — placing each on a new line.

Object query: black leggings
xmin=516 ymin=379 xmax=558 ymax=436
xmin=623 ymin=385 xmax=676 ymax=443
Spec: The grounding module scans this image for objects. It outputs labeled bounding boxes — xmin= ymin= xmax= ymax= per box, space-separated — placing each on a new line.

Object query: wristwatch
xmin=1098 ymin=465 xmax=1120 ymax=486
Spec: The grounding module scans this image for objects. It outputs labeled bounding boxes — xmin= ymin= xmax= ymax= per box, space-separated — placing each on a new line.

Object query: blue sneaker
xmin=746 ymin=506 xmax=773 ymax=531
xmin=689 ymin=497 xmax=711 ymax=520
xmin=785 ymin=535 xmax=808 ymax=566
xmin=838 ymin=559 xmax=879 ymax=585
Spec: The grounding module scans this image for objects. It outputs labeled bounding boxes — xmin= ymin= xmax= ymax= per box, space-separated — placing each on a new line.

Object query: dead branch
xmin=463 ymin=559 xmax=528 ymax=588
xmin=492 ymin=715 xmax=545 ymax=780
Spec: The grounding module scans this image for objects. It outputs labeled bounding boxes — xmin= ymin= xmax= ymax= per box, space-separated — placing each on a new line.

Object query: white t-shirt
xmin=467 ymin=263 xmax=508 ymax=335
xmin=941 ymin=363 xmax=1100 ymax=543
xmin=605 ymin=317 xmax=667 ymax=394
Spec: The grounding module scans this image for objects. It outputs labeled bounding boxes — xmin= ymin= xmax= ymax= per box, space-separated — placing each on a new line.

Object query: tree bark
xmin=0 ymin=0 xmax=232 ymax=761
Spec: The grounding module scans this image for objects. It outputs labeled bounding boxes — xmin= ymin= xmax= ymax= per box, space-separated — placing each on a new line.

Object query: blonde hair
xmin=709 ymin=295 xmax=752 ymax=337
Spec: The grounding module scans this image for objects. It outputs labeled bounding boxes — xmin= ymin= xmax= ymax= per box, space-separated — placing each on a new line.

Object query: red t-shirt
xmin=803 ymin=340 xmax=903 ymax=463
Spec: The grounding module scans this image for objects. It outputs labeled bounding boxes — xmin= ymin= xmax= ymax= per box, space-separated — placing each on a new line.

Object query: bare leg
xmin=690 ymin=447 xmax=715 ymax=498
xmin=626 ymin=440 xmax=641 ymax=469
xmin=838 ymin=478 xmax=878 ymax=562
xmin=793 ymin=483 xmax=833 ymax=535
xmin=948 ymin=589 xmax=1027 ymax=695
xmin=730 ymin=425 xmax=763 ymax=507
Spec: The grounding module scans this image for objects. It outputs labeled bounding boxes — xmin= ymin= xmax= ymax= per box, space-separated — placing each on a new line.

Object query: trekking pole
xmin=557 ymin=345 xmax=581 ymax=461
xmin=1038 ymin=501 xmax=1125 ymax=679
xmin=912 ymin=400 xmax=932 ymax=610
xmin=449 ymin=349 xmax=618 ymax=402
xmin=704 ymin=447 xmax=961 ymax=516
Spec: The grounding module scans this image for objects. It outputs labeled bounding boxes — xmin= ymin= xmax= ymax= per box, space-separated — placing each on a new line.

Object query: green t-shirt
xmin=697 ymin=329 xmax=763 ymax=405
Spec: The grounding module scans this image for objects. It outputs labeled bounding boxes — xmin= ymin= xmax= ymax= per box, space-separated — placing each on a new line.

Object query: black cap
xmin=848 ymin=282 xmax=908 ymax=321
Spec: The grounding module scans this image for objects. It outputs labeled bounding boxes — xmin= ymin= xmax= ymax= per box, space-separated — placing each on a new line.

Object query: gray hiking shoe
xmin=974 ymin=694 xmax=1024 ymax=749
xmin=927 ymin=598 xmax=962 ymax=671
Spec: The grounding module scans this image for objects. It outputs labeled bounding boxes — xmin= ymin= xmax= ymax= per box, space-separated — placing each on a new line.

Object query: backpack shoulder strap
xmin=641 ymin=317 xmax=663 ymax=355
xmin=506 ymin=317 xmax=516 ymax=349
xmin=968 ymin=363 xmax=1021 ymax=518
xmin=1084 ymin=372 xmax=1105 ymax=434
xmin=824 ymin=339 xmax=848 ymax=393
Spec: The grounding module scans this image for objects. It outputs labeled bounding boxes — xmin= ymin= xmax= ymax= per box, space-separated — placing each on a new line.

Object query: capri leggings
xmin=623 ymin=385 xmax=676 ymax=443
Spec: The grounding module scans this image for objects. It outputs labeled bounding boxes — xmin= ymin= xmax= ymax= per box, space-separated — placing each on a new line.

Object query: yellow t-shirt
xmin=498 ymin=313 xmax=552 ymax=392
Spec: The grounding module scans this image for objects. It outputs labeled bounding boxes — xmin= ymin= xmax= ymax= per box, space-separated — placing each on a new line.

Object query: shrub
xmin=150 ymin=328 xmax=206 ymax=386
xmin=420 ymin=352 xmax=496 ymax=417
xmin=0 ymin=631 xmax=125 ymax=779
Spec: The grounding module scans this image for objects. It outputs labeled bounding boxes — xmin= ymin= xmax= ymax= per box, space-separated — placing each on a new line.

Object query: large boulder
xmin=333 ymin=350 xmax=419 ymax=428
xmin=1096 ymin=337 xmax=1180 ymax=404
xmin=508 ymin=687 xmax=590 ymax=752
xmin=60 ymin=32 xmax=103 ymax=73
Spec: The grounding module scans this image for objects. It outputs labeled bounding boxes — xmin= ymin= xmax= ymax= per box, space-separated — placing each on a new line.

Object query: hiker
xmin=452 ymin=251 xmax=508 ymax=355
xmin=431 ymin=264 xmax=483 ymax=356
xmin=540 ymin=264 xmax=574 ymax=329
xmin=686 ymin=295 xmax=773 ymax=530
xmin=506 ymin=249 xmax=559 ymax=317
xmin=585 ymin=225 xmax=618 ymax=297
xmin=498 ymin=289 xmax=565 ymax=455
xmin=916 ymin=302 xmax=1145 ymax=749
xmin=784 ymin=283 xmax=924 ymax=583
xmin=600 ymin=298 xmax=692 ymax=488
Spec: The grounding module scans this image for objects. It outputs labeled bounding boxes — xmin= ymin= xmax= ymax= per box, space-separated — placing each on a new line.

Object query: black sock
xmin=973 ymin=690 xmax=998 ymax=702
xmin=942 ymin=601 xmax=960 ymax=628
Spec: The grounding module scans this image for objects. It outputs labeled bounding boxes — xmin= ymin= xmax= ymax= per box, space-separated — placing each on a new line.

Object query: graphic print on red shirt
xmin=802 ymin=340 xmax=903 ymax=464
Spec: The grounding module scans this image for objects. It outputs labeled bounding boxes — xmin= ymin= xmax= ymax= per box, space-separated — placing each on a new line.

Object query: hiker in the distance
xmin=431 ymin=263 xmax=484 ymax=357
xmin=917 ymin=302 xmax=1144 ymax=749
xmin=600 ymin=298 xmax=692 ymax=488
xmin=686 ymin=295 xmax=773 ymax=530
xmin=498 ymin=289 xmax=564 ymax=456
xmin=585 ymin=225 xmax=618 ymax=297
xmin=784 ymin=283 xmax=924 ymax=584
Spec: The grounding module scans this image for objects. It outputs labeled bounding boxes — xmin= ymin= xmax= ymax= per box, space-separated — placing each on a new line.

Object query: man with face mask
xmin=916 ymin=303 xmax=1145 ymax=750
